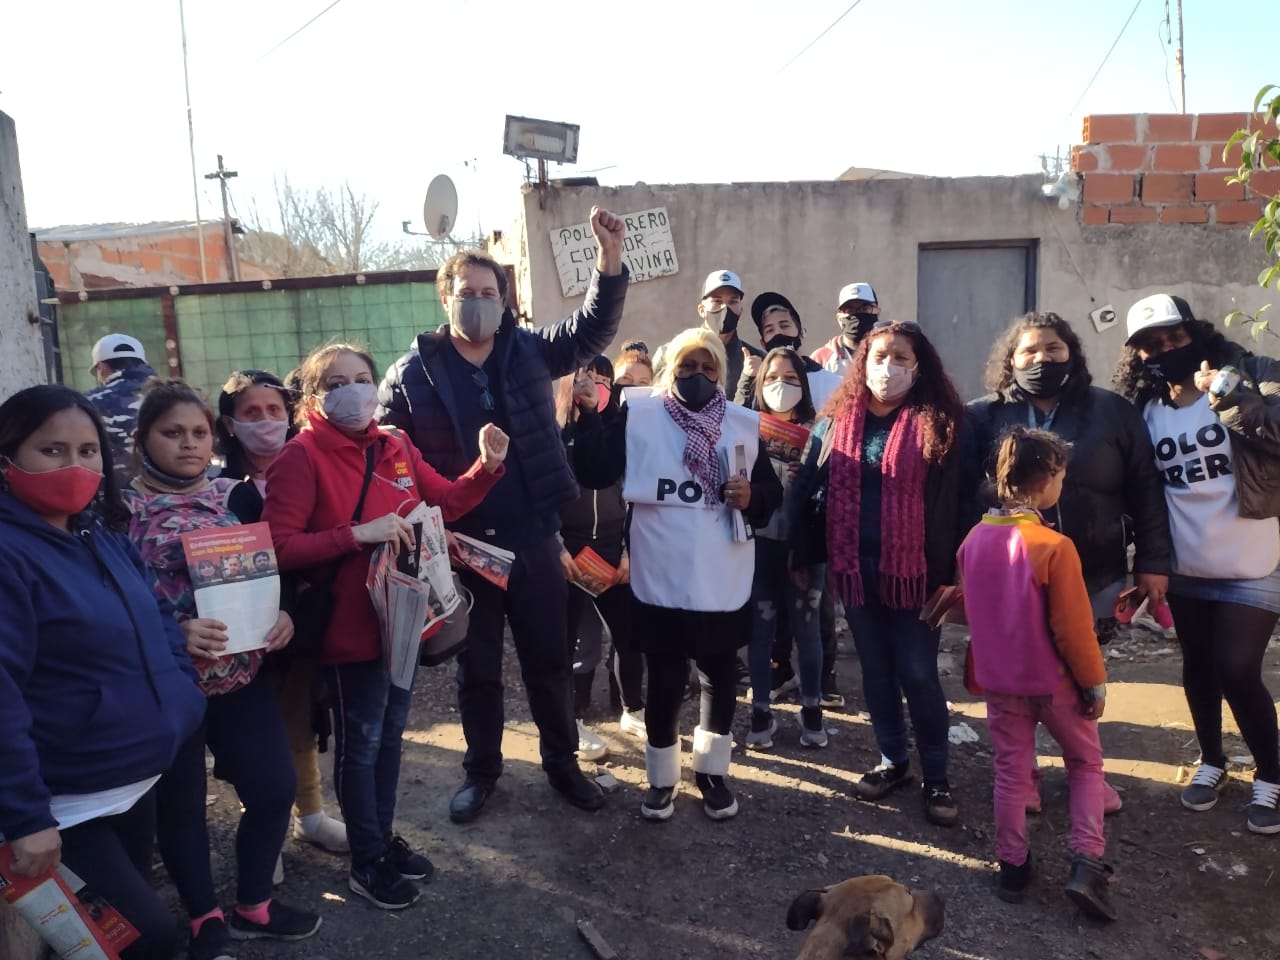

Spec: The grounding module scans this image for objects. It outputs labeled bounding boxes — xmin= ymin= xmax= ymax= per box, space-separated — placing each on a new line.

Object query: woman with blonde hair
xmin=571 ymin=328 xmax=783 ymax=821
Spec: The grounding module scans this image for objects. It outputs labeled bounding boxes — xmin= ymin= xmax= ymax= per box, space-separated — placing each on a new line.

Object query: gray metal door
xmin=917 ymin=244 xmax=1036 ymax=401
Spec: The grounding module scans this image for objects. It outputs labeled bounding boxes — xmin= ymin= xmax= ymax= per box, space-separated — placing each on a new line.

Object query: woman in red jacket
xmin=264 ymin=343 xmax=507 ymax=912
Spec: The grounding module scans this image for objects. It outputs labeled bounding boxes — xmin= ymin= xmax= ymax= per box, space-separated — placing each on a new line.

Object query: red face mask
xmin=4 ymin=462 xmax=103 ymax=518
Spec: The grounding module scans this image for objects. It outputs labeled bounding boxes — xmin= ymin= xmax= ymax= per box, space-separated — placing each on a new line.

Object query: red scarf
xmin=663 ymin=389 xmax=726 ymax=506
xmin=827 ymin=397 xmax=928 ymax=609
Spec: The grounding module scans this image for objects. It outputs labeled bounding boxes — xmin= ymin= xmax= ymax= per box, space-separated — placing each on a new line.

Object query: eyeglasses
xmin=472 ymin=370 xmax=495 ymax=411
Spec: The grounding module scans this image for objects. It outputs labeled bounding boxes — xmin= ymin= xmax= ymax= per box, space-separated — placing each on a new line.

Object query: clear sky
xmin=2 ymin=0 xmax=1271 ymax=246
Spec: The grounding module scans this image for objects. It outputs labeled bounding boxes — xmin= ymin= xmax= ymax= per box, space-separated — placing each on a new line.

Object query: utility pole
xmin=1175 ymin=0 xmax=1186 ymax=113
xmin=178 ymin=0 xmax=207 ymax=282
xmin=205 ymin=155 xmax=241 ymax=281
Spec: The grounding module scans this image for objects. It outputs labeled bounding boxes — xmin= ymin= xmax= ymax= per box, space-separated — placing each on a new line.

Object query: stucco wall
xmin=513 ymin=177 xmax=1273 ymax=400
xmin=0 ymin=112 xmax=45 ymax=400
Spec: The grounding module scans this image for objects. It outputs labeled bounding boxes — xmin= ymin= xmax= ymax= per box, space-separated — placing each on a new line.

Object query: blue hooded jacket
xmin=0 ymin=491 xmax=206 ymax=841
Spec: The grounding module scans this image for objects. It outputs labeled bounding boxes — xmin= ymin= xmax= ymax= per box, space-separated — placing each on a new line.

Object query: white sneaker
xmin=294 ymin=813 xmax=350 ymax=853
xmin=619 ymin=709 xmax=647 ymax=739
xmin=577 ymin=720 xmax=608 ymax=761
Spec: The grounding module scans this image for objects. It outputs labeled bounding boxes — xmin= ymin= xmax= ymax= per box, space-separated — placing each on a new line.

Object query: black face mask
xmin=763 ymin=333 xmax=802 ymax=353
xmin=672 ymin=373 xmax=718 ymax=411
xmin=1013 ymin=360 xmax=1072 ymax=398
xmin=1145 ymin=341 xmax=1201 ymax=384
xmin=838 ymin=311 xmax=878 ymax=343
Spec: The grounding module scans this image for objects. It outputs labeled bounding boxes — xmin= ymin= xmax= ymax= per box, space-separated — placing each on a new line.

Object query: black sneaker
xmin=695 ymin=772 xmax=739 ymax=820
xmin=1180 ymin=762 xmax=1228 ymax=811
xmin=641 ymin=785 xmax=677 ymax=821
xmin=226 ymin=901 xmax=321 ymax=941
xmin=1247 ymin=779 xmax=1280 ymax=835
xmin=349 ymin=856 xmax=420 ymax=910
xmin=923 ymin=780 xmax=959 ymax=827
xmin=189 ymin=916 xmax=235 ymax=960
xmin=386 ymin=834 xmax=434 ymax=881
xmin=745 ymin=706 xmax=778 ymax=750
xmin=820 ymin=673 xmax=845 ymax=709
xmin=996 ymin=852 xmax=1033 ymax=904
xmin=853 ymin=761 xmax=914 ymax=801
xmin=1064 ymin=855 xmax=1118 ymax=922
xmin=799 ymin=705 xmax=829 ymax=748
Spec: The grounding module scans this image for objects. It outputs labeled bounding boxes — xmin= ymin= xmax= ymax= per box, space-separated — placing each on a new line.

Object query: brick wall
xmin=1072 ymin=112 xmax=1279 ymax=226
xmin=36 ymin=227 xmax=235 ymax=292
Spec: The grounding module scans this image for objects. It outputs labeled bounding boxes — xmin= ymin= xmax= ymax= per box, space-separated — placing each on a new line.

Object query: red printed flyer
xmin=181 ymin=522 xmax=280 ymax=655
xmin=759 ymin=412 xmax=811 ymax=466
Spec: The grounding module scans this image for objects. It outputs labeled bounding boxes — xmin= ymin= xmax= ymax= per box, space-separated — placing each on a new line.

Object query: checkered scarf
xmin=662 ymin=388 xmax=726 ymax=507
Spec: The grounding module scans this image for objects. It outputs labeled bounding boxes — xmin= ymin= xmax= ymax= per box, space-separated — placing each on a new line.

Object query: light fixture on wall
xmin=1041 ymin=172 xmax=1081 ymax=210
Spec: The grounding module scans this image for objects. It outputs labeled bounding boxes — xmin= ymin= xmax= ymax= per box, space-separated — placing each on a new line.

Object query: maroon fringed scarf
xmin=827 ymin=398 xmax=929 ymax=608
xmin=663 ymin=388 xmax=726 ymax=506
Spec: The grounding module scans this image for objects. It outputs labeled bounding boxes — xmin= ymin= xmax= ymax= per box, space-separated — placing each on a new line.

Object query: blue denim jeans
xmin=327 ymin=658 xmax=416 ymax=868
xmin=845 ymin=587 xmax=950 ymax=782
xmin=749 ymin=537 xmax=824 ymax=710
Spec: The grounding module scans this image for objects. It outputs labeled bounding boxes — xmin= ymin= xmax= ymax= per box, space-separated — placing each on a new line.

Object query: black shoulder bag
xmin=291 ymin=446 xmax=377 ymax=657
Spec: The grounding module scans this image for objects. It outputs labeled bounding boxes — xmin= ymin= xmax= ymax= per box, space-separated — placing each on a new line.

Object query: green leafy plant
xmin=1224 ymin=84 xmax=1280 ymax=339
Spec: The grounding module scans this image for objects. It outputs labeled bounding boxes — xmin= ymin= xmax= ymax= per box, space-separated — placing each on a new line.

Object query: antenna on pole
xmin=178 ymin=0 xmax=208 ymax=282
xmin=1175 ymin=0 xmax=1186 ymax=113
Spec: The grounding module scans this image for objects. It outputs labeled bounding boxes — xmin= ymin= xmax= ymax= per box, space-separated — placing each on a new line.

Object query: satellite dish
xmin=423 ymin=174 xmax=458 ymax=240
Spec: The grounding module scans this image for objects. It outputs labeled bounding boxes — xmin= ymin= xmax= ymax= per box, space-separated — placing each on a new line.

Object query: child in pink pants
xmin=958 ymin=427 xmax=1116 ymax=921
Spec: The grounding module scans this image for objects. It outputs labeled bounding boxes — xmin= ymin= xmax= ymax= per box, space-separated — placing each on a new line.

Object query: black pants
xmin=568 ymin=580 xmax=644 ymax=715
xmin=60 ymin=790 xmax=179 ymax=960
xmin=156 ymin=671 xmax=296 ymax=912
xmin=634 ymin=600 xmax=745 ymax=748
xmin=1168 ymin=594 xmax=1280 ymax=782
xmin=456 ymin=534 xmax=576 ymax=781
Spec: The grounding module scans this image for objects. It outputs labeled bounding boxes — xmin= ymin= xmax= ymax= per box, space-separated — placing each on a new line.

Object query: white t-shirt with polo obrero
xmin=1145 ymin=392 xmax=1280 ymax=579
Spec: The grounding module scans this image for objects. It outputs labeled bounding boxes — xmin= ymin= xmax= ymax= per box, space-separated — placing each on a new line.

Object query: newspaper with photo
xmin=758 ymin=412 xmax=811 ymax=466
xmin=402 ymin=502 xmax=460 ymax=628
xmin=0 ymin=845 xmax=139 ymax=960
xmin=572 ymin=546 xmax=618 ymax=597
xmin=452 ymin=533 xmax=515 ymax=590
xmin=181 ymin=522 xmax=280 ymax=655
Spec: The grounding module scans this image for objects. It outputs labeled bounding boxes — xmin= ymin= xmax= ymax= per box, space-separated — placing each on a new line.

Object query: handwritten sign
xmin=549 ymin=206 xmax=679 ymax=297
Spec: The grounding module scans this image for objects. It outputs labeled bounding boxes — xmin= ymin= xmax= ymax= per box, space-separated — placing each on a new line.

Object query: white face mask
xmin=867 ymin=360 xmax=917 ymax=404
xmin=762 ymin=380 xmax=803 ymax=413
xmin=322 ymin=382 xmax=379 ymax=430
xmin=231 ymin=417 xmax=289 ymax=458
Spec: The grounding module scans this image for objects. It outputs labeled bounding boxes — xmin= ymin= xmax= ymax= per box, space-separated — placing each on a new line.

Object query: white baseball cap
xmin=91 ymin=333 xmax=147 ymax=368
xmin=837 ymin=282 xmax=878 ymax=308
xmin=702 ymin=269 xmax=744 ymax=298
xmin=1125 ymin=294 xmax=1194 ymax=345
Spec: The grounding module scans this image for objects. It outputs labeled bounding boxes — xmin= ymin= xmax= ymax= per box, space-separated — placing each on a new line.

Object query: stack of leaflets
xmin=716 ymin=441 xmax=753 ymax=543
xmin=571 ymin=546 xmax=618 ymax=597
xmin=404 ymin=502 xmax=461 ymax=632
xmin=452 ymin=533 xmax=515 ymax=590
xmin=180 ymin=522 xmax=281 ymax=654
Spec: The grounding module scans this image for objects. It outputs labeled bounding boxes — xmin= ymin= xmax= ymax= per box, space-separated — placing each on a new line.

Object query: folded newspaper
xmin=452 ymin=533 xmax=515 ymax=590
xmin=572 ymin=546 xmax=618 ymax=597
xmin=181 ymin=522 xmax=281 ymax=654
xmin=367 ymin=504 xmax=462 ymax=690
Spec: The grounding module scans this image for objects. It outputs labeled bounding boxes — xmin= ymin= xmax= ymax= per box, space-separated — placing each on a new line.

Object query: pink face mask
xmin=596 ymin=382 xmax=611 ymax=413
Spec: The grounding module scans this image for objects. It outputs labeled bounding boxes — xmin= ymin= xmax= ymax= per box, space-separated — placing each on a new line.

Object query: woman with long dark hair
xmin=970 ymin=311 xmax=1172 ymax=814
xmin=0 ymin=385 xmax=205 ymax=960
xmin=1116 ymin=294 xmax=1280 ymax=834
xmin=216 ymin=369 xmax=349 ymax=856
xmin=801 ymin=319 xmax=976 ymax=826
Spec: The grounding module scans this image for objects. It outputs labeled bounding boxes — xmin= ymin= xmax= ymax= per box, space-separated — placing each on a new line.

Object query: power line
xmin=777 ymin=0 xmax=870 ymax=75
xmin=254 ymin=0 xmax=344 ymax=64
xmin=1060 ymin=0 xmax=1145 ymax=133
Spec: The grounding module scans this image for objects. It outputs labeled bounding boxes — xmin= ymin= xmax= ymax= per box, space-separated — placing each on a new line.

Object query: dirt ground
xmin=203 ymin=617 xmax=1280 ymax=960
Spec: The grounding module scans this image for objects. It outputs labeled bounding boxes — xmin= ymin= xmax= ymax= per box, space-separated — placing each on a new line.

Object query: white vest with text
xmin=623 ymin=395 xmax=760 ymax=612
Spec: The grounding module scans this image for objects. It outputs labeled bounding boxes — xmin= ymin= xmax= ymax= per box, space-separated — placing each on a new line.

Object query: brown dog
xmin=786 ymin=876 xmax=945 ymax=959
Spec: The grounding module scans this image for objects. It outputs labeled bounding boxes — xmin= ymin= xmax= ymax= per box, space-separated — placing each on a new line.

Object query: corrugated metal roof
xmin=33 ymin=220 xmax=228 ymax=242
